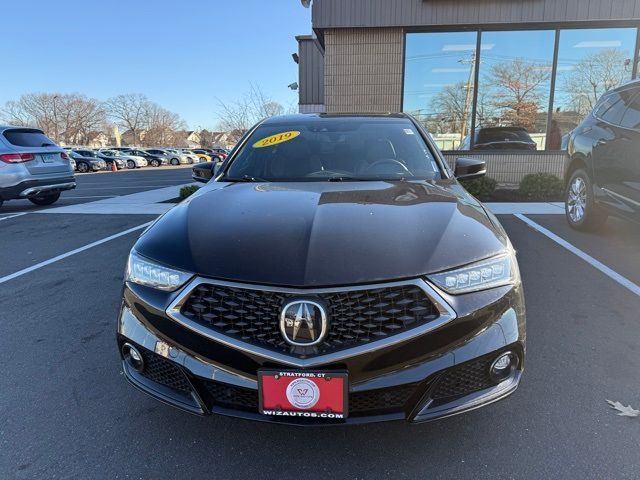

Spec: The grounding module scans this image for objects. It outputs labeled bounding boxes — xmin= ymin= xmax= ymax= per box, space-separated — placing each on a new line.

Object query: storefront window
xmin=474 ymin=30 xmax=555 ymax=151
xmin=551 ymin=28 xmax=637 ymax=149
xmin=403 ymin=32 xmax=478 ymax=150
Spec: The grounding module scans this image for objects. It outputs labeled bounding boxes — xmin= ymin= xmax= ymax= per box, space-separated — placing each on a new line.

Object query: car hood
xmin=135 ymin=181 xmax=508 ymax=287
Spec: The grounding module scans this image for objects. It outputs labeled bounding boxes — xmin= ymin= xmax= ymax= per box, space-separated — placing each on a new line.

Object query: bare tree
xmin=485 ymin=58 xmax=551 ymax=130
xmin=216 ymin=83 xmax=285 ymax=132
xmin=104 ymin=93 xmax=150 ymax=146
xmin=1 ymin=93 xmax=105 ymax=144
xmin=563 ymin=49 xmax=631 ymax=115
xmin=142 ymin=103 xmax=186 ymax=146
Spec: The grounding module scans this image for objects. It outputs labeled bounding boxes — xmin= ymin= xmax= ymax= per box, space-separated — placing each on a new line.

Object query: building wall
xmin=324 ymin=28 xmax=404 ymax=113
xmin=298 ymin=37 xmax=325 ymax=106
xmin=313 ymin=0 xmax=640 ymax=29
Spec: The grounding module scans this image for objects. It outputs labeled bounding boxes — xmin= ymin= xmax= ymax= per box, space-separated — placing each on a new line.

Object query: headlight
xmin=428 ymin=252 xmax=518 ymax=294
xmin=125 ymin=250 xmax=192 ymax=291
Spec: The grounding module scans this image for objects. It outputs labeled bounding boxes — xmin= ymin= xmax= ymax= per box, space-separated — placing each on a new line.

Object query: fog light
xmin=490 ymin=351 xmax=516 ymax=382
xmin=122 ymin=343 xmax=144 ymax=372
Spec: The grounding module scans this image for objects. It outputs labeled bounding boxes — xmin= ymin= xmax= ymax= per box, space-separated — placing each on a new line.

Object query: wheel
xmin=171 ymin=158 xmax=179 ymax=166
xmin=28 ymin=192 xmax=61 ymax=206
xmin=151 ymin=159 xmax=160 ymax=167
xmin=565 ymin=168 xmax=608 ymax=231
xmin=77 ymin=162 xmax=89 ymax=173
xmin=213 ymin=156 xmax=222 ymax=163
xmin=127 ymin=160 xmax=135 ymax=169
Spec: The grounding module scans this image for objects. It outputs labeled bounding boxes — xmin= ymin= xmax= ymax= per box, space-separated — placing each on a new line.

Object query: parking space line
xmin=0 ymin=212 xmax=28 ymax=222
xmin=0 ymin=222 xmax=153 ymax=285
xmin=514 ymin=214 xmax=640 ymax=297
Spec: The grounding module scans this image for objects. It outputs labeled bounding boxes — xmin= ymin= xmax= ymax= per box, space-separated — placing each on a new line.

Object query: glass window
xmin=620 ymin=90 xmax=640 ymax=129
xmin=3 ymin=128 xmax=55 ymax=147
xmin=403 ymin=32 xmax=478 ymax=150
xmin=551 ymin=27 xmax=637 ymax=149
xmin=225 ymin=117 xmax=441 ymax=181
xmin=474 ymin=30 xmax=555 ymax=151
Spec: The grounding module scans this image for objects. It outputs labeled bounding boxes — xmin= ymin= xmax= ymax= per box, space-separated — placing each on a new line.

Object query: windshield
xmin=224 ymin=117 xmax=442 ymax=181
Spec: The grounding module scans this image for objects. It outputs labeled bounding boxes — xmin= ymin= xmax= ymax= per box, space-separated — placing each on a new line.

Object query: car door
xmin=591 ymin=91 xmax=627 ymax=211
xmin=610 ymin=89 xmax=640 ymax=217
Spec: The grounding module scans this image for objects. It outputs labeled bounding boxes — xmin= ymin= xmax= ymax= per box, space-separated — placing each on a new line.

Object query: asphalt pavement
xmin=0 ymin=180 xmax=638 ymax=479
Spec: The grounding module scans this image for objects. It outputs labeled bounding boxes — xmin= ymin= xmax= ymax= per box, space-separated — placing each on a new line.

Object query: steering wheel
xmin=365 ymin=159 xmax=413 ymax=176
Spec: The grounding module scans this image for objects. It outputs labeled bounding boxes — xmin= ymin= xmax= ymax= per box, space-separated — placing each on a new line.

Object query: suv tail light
xmin=60 ymin=152 xmax=69 ymax=160
xmin=0 ymin=153 xmax=35 ymax=164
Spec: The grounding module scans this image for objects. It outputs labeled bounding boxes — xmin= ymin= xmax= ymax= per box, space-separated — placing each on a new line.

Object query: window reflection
xmin=474 ymin=30 xmax=555 ymax=151
xmin=403 ymin=32 xmax=478 ymax=150
xmin=551 ymin=28 xmax=636 ymax=148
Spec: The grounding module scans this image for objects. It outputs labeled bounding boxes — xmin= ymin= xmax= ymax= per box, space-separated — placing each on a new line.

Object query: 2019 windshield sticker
xmin=252 ymin=131 xmax=300 ymax=148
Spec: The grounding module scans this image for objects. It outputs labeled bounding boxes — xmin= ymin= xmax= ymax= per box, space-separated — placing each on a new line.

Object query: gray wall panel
xmin=298 ymin=37 xmax=325 ymax=106
xmin=312 ymin=0 xmax=640 ymax=29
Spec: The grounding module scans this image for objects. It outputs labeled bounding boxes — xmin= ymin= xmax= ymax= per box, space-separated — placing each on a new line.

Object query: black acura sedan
xmin=118 ymin=113 xmax=525 ymax=424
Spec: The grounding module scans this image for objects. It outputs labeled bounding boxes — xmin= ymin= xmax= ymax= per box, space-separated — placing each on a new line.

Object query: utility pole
xmin=459 ymin=53 xmax=476 ymax=142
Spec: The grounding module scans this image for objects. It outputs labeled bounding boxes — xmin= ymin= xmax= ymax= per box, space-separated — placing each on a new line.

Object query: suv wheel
xmin=28 ymin=192 xmax=61 ymax=206
xmin=77 ymin=162 xmax=89 ymax=173
xmin=565 ymin=168 xmax=607 ymax=231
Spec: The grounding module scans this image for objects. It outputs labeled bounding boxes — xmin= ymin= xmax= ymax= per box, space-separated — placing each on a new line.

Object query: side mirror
xmin=454 ymin=157 xmax=486 ymax=181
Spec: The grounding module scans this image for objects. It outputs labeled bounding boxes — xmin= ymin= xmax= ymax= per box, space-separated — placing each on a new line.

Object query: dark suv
xmin=565 ymin=80 xmax=640 ymax=230
xmin=118 ymin=113 xmax=525 ymax=425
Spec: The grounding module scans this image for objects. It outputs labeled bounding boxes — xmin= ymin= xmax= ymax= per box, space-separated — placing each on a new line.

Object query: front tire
xmin=77 ymin=162 xmax=89 ymax=173
xmin=565 ymin=168 xmax=607 ymax=231
xmin=171 ymin=158 xmax=179 ymax=166
xmin=151 ymin=159 xmax=160 ymax=167
xmin=127 ymin=160 xmax=135 ymax=169
xmin=28 ymin=192 xmax=61 ymax=206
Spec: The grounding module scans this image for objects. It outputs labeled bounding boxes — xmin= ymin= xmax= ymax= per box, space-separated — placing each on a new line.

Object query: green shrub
xmin=519 ymin=173 xmax=563 ymax=200
xmin=460 ymin=176 xmax=497 ymax=200
xmin=179 ymin=185 xmax=200 ymax=199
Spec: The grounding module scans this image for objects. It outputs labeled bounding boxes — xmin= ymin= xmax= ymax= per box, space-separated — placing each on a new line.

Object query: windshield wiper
xmin=327 ymin=176 xmax=367 ymax=182
xmin=224 ymin=175 xmax=266 ymax=182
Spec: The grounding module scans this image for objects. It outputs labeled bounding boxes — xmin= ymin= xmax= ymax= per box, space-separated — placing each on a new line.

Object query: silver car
xmin=144 ymin=149 xmax=174 ymax=166
xmin=164 ymin=148 xmax=193 ymax=165
xmin=98 ymin=149 xmax=148 ymax=169
xmin=0 ymin=126 xmax=76 ymax=209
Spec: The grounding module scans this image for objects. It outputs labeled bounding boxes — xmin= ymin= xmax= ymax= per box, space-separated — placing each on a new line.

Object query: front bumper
xmin=117 ymin=277 xmax=525 ymax=425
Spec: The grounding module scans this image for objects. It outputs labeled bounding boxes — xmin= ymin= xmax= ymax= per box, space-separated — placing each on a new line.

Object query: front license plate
xmin=259 ymin=370 xmax=348 ymax=419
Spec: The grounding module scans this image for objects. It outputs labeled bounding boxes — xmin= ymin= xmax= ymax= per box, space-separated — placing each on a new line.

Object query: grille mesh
xmin=180 ymin=283 xmax=439 ymax=357
xmin=139 ymin=349 xmax=192 ymax=394
xmin=203 ymin=381 xmax=259 ymax=411
xmin=349 ymin=384 xmax=417 ymax=415
xmin=430 ymin=356 xmax=496 ymax=400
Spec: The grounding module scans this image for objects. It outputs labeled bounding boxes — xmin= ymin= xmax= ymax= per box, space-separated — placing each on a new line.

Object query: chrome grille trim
xmin=166 ymin=277 xmax=456 ymax=368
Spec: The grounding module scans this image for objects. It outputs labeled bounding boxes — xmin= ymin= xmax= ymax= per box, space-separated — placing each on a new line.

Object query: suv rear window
xmin=3 ymin=128 xmax=56 ymax=147
xmin=476 ymin=128 xmax=533 ymax=144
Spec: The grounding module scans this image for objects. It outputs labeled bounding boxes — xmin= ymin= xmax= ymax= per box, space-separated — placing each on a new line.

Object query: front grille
xmin=139 ymin=349 xmax=192 ymax=394
xmin=202 ymin=381 xmax=259 ymax=412
xmin=430 ymin=356 xmax=496 ymax=400
xmin=202 ymin=380 xmax=418 ymax=417
xmin=349 ymin=384 xmax=418 ymax=415
xmin=180 ymin=283 xmax=439 ymax=357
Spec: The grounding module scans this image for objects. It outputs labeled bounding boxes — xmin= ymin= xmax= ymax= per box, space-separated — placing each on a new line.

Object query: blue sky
xmin=3 ymin=0 xmax=311 ymax=129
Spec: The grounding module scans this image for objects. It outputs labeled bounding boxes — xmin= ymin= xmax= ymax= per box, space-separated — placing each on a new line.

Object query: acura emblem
xmin=280 ymin=300 xmax=327 ymax=346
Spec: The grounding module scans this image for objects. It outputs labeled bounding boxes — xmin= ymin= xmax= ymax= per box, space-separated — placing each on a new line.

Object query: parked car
xmin=180 ymin=149 xmax=203 ymax=163
xmin=565 ymin=80 xmax=640 ymax=230
xmin=163 ymin=148 xmax=192 ymax=165
xmin=0 ymin=126 xmax=76 ymax=208
xmin=94 ymin=150 xmax=125 ymax=170
xmin=459 ymin=127 xmax=537 ymax=150
xmin=144 ymin=149 xmax=174 ymax=165
xmin=69 ymin=149 xmax=107 ymax=173
xmin=98 ymin=149 xmax=148 ymax=169
xmin=122 ymin=149 xmax=168 ymax=167
xmin=198 ymin=148 xmax=227 ymax=162
xmin=118 ymin=113 xmax=525 ymax=425
xmin=190 ymin=149 xmax=213 ymax=162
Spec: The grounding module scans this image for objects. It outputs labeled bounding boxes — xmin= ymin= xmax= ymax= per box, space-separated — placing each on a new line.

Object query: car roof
xmin=0 ymin=125 xmax=45 ymax=133
xmin=260 ymin=112 xmax=411 ymax=125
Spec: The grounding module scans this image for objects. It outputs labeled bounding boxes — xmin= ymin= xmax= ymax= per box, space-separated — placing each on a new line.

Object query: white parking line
xmin=0 ymin=212 xmax=28 ymax=222
xmin=0 ymin=222 xmax=152 ymax=285
xmin=515 ymin=214 xmax=640 ymax=297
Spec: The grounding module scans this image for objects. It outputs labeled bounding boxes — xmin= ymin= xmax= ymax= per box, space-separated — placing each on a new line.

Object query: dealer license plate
xmin=259 ymin=370 xmax=348 ymax=419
